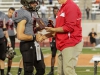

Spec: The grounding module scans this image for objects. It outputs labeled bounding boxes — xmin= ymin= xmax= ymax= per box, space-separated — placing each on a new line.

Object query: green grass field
xmin=4 ymin=67 xmax=100 ymax=75
xmin=4 ymin=47 xmax=100 ymax=75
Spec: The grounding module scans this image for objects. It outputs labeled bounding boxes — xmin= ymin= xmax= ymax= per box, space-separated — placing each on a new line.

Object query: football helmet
xmin=20 ymin=0 xmax=39 ymax=11
xmin=6 ymin=47 xmax=16 ymax=59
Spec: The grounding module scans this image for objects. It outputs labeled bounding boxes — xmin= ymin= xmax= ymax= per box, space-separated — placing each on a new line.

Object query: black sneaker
xmin=47 ymin=71 xmax=54 ymax=75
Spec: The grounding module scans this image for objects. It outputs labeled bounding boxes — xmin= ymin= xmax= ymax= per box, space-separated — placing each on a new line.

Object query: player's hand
xmin=42 ymin=35 xmax=47 ymax=40
xmin=36 ymin=34 xmax=45 ymax=42
xmin=7 ymin=42 xmax=11 ymax=47
xmin=45 ymin=27 xmax=55 ymax=32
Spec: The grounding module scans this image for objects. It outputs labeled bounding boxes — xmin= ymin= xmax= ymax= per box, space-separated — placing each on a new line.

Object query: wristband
xmin=32 ymin=35 xmax=36 ymax=41
xmin=3 ymin=28 xmax=7 ymax=31
xmin=7 ymin=37 xmax=11 ymax=43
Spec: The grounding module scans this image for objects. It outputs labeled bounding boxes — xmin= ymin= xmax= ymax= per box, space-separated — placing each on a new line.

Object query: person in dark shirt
xmin=49 ymin=0 xmax=52 ymax=4
xmin=47 ymin=7 xmax=59 ymax=75
xmin=85 ymin=7 xmax=90 ymax=19
xmin=88 ymin=28 xmax=97 ymax=50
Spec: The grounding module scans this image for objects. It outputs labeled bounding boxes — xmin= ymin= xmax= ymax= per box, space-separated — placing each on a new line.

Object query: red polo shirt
xmin=55 ymin=0 xmax=82 ymax=51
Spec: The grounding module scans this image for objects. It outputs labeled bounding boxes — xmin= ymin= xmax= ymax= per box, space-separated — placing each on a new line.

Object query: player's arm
xmin=3 ymin=27 xmax=11 ymax=44
xmin=3 ymin=19 xmax=11 ymax=47
xmin=45 ymin=27 xmax=64 ymax=33
xmin=12 ymin=11 xmax=43 ymax=42
xmin=17 ymin=20 xmax=43 ymax=42
xmin=17 ymin=19 xmax=33 ymax=41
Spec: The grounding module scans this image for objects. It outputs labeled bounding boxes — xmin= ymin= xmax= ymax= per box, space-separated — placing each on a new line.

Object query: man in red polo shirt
xmin=45 ymin=0 xmax=83 ymax=75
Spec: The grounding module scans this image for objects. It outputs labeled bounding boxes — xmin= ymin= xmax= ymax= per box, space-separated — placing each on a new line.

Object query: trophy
xmin=35 ymin=18 xmax=49 ymax=35
xmin=35 ymin=18 xmax=46 ymax=30
xmin=47 ymin=20 xmax=54 ymax=28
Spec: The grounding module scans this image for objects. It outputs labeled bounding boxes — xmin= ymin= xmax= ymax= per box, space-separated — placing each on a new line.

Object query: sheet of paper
xmin=38 ymin=29 xmax=50 ymax=35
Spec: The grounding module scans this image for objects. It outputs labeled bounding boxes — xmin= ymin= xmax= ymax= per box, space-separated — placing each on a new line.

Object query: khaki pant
xmin=57 ymin=41 xmax=83 ymax=75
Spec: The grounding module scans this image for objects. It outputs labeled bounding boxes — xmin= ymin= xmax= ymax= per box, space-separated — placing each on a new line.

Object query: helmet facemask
xmin=20 ymin=0 xmax=39 ymax=11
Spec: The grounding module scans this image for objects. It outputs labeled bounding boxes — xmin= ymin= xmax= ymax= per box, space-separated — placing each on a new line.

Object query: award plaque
xmin=35 ymin=18 xmax=46 ymax=30
xmin=47 ymin=20 xmax=54 ymax=28
xmin=38 ymin=29 xmax=50 ymax=35
xmin=35 ymin=18 xmax=54 ymax=35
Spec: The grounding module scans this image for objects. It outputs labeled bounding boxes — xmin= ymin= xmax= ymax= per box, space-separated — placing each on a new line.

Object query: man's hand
xmin=45 ymin=27 xmax=55 ymax=32
xmin=35 ymin=31 xmax=55 ymax=42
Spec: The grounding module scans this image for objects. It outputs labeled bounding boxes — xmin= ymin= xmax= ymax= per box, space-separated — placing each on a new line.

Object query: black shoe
xmin=47 ymin=71 xmax=54 ymax=75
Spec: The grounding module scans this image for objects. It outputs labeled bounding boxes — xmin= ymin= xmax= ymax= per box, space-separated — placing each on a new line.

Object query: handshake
xmin=35 ymin=33 xmax=46 ymax=42
xmin=35 ymin=28 xmax=55 ymax=42
xmin=34 ymin=18 xmax=55 ymax=42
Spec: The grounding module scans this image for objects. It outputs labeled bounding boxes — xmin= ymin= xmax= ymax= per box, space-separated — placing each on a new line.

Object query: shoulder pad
xmin=12 ymin=10 xmax=28 ymax=23
xmin=0 ymin=11 xmax=6 ymax=19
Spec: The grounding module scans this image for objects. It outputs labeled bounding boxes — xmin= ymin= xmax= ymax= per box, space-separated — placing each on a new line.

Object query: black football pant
xmin=20 ymin=41 xmax=45 ymax=75
xmin=50 ymin=42 xmax=57 ymax=57
xmin=0 ymin=37 xmax=6 ymax=60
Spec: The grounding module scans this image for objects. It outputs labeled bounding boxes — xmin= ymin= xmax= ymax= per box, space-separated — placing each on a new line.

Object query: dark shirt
xmin=85 ymin=8 xmax=90 ymax=13
xmin=88 ymin=32 xmax=97 ymax=40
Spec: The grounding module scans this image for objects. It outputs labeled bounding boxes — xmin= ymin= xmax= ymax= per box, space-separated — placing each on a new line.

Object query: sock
xmin=7 ymin=66 xmax=11 ymax=73
xmin=51 ymin=66 xmax=54 ymax=72
xmin=18 ymin=68 xmax=22 ymax=74
xmin=1 ymin=69 xmax=4 ymax=75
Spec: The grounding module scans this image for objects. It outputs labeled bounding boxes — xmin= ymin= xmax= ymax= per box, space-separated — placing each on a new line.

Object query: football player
xmin=0 ymin=11 xmax=11 ymax=75
xmin=4 ymin=7 xmax=16 ymax=75
xmin=12 ymin=0 xmax=45 ymax=75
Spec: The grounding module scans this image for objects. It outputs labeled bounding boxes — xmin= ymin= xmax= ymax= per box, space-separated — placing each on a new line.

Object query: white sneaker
xmin=16 ymin=73 xmax=21 ymax=75
xmin=7 ymin=72 xmax=12 ymax=75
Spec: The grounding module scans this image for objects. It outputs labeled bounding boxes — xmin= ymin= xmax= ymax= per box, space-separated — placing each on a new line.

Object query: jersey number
xmin=0 ymin=21 xmax=3 ymax=28
xmin=6 ymin=22 xmax=14 ymax=30
xmin=15 ymin=12 xmax=18 ymax=17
